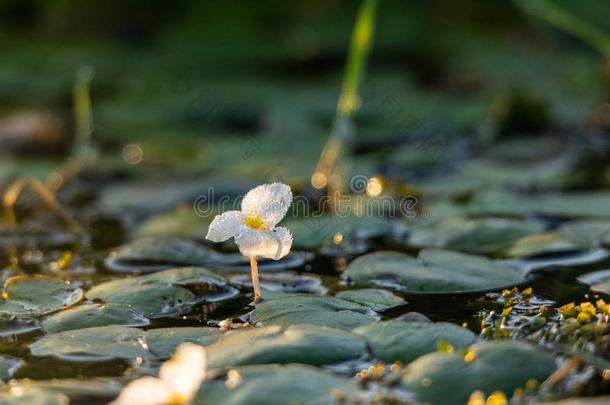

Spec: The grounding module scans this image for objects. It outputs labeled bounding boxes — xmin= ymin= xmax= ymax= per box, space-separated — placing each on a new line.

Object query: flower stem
xmin=250 ymin=255 xmax=263 ymax=302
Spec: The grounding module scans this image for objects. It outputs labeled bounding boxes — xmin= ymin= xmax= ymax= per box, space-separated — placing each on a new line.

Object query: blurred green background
xmin=0 ymin=0 xmax=608 ymax=184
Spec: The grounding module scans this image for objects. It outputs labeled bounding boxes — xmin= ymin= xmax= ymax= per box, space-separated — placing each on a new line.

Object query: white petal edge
xmin=205 ymin=210 xmax=243 ymax=242
xmin=240 ymin=183 xmax=292 ymax=228
xmin=159 ymin=343 xmax=207 ymax=402
xmin=235 ymin=226 xmax=292 ymax=260
xmin=110 ymin=377 xmax=173 ymax=405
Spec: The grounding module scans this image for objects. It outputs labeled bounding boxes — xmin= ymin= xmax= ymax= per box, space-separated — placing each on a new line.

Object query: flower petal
xmin=205 ymin=211 xmax=243 ymax=242
xmin=235 ymin=226 xmax=292 ymax=260
xmin=160 ymin=343 xmax=207 ymax=402
xmin=110 ymin=377 xmax=173 ymax=405
xmin=241 ymin=183 xmax=292 ymax=228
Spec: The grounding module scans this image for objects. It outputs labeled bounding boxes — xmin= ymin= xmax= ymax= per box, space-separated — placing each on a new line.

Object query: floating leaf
xmin=86 ymin=267 xmax=237 ymax=318
xmin=30 ymin=325 xmax=223 ymax=361
xmin=559 ymin=220 xmax=610 ymax=248
xmin=6 ymin=378 xmax=122 ymax=402
xmin=0 ymin=355 xmax=24 ymax=380
xmin=250 ymin=295 xmax=379 ymax=329
xmin=354 ymin=320 xmax=475 ymax=363
xmin=346 ymin=249 xmax=525 ymax=293
xmin=407 ymin=217 xmax=543 ymax=254
xmin=195 ymin=364 xmax=359 ymax=405
xmin=105 ymin=236 xmax=234 ymax=273
xmin=230 ymin=272 xmax=326 ymax=296
xmin=577 ymin=270 xmax=610 ymax=295
xmin=30 ymin=326 xmax=149 ymax=361
xmin=402 ymin=341 xmax=556 ymax=405
xmin=86 ymin=278 xmax=197 ymax=319
xmin=505 ymin=232 xmax=581 ymax=258
xmin=469 ymin=190 xmax=610 ymax=219
xmin=216 ymin=252 xmax=311 ymax=273
xmin=41 ymin=303 xmax=149 ymax=334
xmin=206 ymin=324 xmax=366 ymax=368
xmin=335 ymin=289 xmax=406 ymax=311
xmin=0 ymin=387 xmax=69 ymax=405
xmin=285 ymin=215 xmax=393 ymax=249
xmin=145 ymin=327 xmax=223 ymax=359
xmin=0 ymin=276 xmax=83 ymax=317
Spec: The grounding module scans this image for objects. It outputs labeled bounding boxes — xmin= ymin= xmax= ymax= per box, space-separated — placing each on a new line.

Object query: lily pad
xmin=407 ymin=217 xmax=543 ymax=254
xmin=354 ymin=320 xmax=476 ymax=363
xmin=206 ymin=324 xmax=367 ymax=368
xmin=285 ymin=215 xmax=394 ymax=249
xmin=6 ymin=378 xmax=122 ymax=402
xmin=86 ymin=267 xmax=237 ymax=318
xmin=30 ymin=326 xmax=149 ymax=361
xmin=86 ymin=278 xmax=197 ymax=318
xmin=41 ymin=303 xmax=150 ymax=334
xmin=30 ymin=325 xmax=224 ymax=361
xmin=0 ymin=355 xmax=24 ymax=380
xmin=250 ymin=295 xmax=378 ymax=329
xmin=0 ymin=276 xmax=83 ymax=317
xmin=216 ymin=252 xmax=311 ymax=273
xmin=577 ymin=270 xmax=610 ymax=295
xmin=559 ymin=220 xmax=610 ymax=248
xmin=105 ymin=236 xmax=234 ymax=273
xmin=195 ymin=364 xmax=359 ymax=405
xmin=0 ymin=387 xmax=69 ymax=405
xmin=345 ymin=249 xmax=525 ymax=294
xmin=505 ymin=233 xmax=582 ymax=258
xmin=335 ymin=289 xmax=406 ymax=312
xmin=469 ymin=190 xmax=610 ymax=219
xmin=229 ymin=272 xmax=326 ymax=296
xmin=402 ymin=340 xmax=556 ymax=405
xmin=145 ymin=327 xmax=223 ymax=359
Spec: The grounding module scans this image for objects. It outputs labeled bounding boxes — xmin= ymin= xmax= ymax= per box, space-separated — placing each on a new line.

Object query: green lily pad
xmin=402 ymin=340 xmax=556 ymax=405
xmin=469 ymin=190 xmax=610 ymax=219
xmin=195 ymin=364 xmax=359 ymax=405
xmin=30 ymin=325 xmax=223 ymax=361
xmin=559 ymin=220 xmax=610 ymax=247
xmin=86 ymin=278 xmax=197 ymax=319
xmin=345 ymin=249 xmax=525 ymax=293
xmin=145 ymin=327 xmax=223 ymax=359
xmin=30 ymin=326 xmax=149 ymax=361
xmin=335 ymin=289 xmax=406 ymax=312
xmin=285 ymin=215 xmax=394 ymax=249
xmin=206 ymin=324 xmax=366 ymax=368
xmin=0 ymin=355 xmax=24 ymax=380
xmin=230 ymin=272 xmax=326 ymax=296
xmin=0 ymin=387 xmax=69 ymax=405
xmin=0 ymin=276 xmax=83 ymax=317
xmin=505 ymin=232 xmax=581 ymax=258
xmin=6 ymin=378 xmax=122 ymax=402
xmin=250 ymin=295 xmax=379 ymax=329
xmin=86 ymin=267 xmax=237 ymax=318
xmin=577 ymin=270 xmax=610 ymax=295
xmin=41 ymin=303 xmax=150 ymax=334
xmin=407 ymin=217 xmax=543 ymax=254
xmin=354 ymin=320 xmax=476 ymax=363
xmin=105 ymin=236 xmax=233 ymax=273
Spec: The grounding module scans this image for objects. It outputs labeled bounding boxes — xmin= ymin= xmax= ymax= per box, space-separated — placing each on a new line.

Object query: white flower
xmin=111 ymin=343 xmax=206 ymax=405
xmin=206 ymin=183 xmax=293 ymax=260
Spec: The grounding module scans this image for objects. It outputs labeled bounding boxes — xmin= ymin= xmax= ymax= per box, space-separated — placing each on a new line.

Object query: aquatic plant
xmin=206 ymin=183 xmax=293 ymax=302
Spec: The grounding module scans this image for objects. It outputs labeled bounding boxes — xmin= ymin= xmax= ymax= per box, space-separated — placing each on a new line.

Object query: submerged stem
xmin=250 ymin=255 xmax=263 ymax=303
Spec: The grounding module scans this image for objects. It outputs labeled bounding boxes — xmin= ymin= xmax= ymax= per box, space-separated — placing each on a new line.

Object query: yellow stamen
xmin=167 ymin=392 xmax=188 ymax=405
xmin=244 ymin=214 xmax=266 ymax=230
